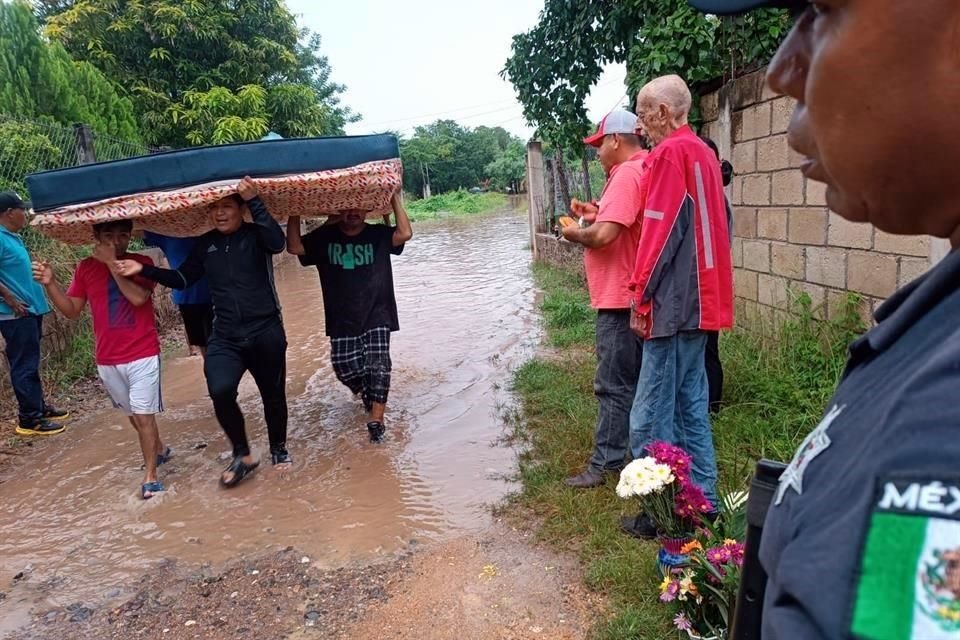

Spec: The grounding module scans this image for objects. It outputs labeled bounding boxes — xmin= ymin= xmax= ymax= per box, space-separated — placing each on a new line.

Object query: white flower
xmin=617 ymin=457 xmax=675 ymax=498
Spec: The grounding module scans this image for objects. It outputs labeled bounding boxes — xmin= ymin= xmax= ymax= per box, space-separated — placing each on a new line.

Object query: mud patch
xmin=8 ymin=526 xmax=598 ymax=640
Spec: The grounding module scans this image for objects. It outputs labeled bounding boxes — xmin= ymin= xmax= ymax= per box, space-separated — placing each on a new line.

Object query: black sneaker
xmin=271 ymin=448 xmax=292 ymax=465
xmin=43 ymin=405 xmax=70 ymax=421
xmin=620 ymin=512 xmax=658 ymax=540
xmin=16 ymin=419 xmax=66 ymax=437
xmin=366 ymin=421 xmax=386 ymax=443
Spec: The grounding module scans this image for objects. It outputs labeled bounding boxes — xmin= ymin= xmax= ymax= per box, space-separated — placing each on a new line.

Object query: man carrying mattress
xmin=286 ymin=191 xmax=412 ymax=442
xmin=115 ymin=177 xmax=290 ymax=488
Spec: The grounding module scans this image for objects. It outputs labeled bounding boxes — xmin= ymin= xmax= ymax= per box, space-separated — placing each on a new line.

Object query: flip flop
xmin=141 ymin=481 xmax=165 ymax=500
xmin=157 ymin=446 xmax=173 ymax=467
xmin=271 ymin=449 xmax=292 ymax=465
xmin=220 ymin=457 xmax=260 ymax=488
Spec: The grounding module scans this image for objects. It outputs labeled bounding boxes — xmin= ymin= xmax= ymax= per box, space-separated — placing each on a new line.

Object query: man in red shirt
xmin=622 ymin=75 xmax=733 ymax=535
xmin=34 ymin=220 xmax=170 ymax=500
xmin=559 ymin=109 xmax=648 ymax=488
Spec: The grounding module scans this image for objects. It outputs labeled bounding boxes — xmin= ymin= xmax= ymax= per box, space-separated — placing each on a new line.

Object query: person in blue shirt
xmin=143 ymin=231 xmax=213 ymax=358
xmin=0 ymin=192 xmax=68 ymax=435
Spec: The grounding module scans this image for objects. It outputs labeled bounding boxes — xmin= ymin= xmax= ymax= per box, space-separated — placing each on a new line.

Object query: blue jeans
xmin=629 ymin=331 xmax=718 ymax=505
xmin=0 ymin=315 xmax=45 ymax=424
xmin=589 ymin=310 xmax=643 ymax=473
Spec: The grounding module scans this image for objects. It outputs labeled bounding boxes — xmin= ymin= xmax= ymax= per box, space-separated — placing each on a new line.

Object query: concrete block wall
xmin=700 ymin=69 xmax=946 ymax=328
xmin=534 ymin=233 xmax=586 ymax=279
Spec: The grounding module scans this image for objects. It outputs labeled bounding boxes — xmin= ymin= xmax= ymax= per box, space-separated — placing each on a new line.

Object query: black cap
xmin=688 ymin=0 xmax=804 ymax=15
xmin=0 ymin=192 xmax=29 ymax=213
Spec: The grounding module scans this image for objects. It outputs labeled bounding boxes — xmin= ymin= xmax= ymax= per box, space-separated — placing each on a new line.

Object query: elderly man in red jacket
xmin=622 ymin=74 xmax=734 ymax=538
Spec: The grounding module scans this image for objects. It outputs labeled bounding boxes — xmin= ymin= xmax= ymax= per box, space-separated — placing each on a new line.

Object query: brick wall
xmin=700 ymin=69 xmax=947 ymax=328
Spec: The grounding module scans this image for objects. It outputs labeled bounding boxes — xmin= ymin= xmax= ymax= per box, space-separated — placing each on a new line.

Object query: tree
xmin=399 ymin=120 xmax=526 ymax=197
xmin=485 ymin=140 xmax=526 ymax=193
xmin=44 ymin=0 xmax=357 ymax=147
xmin=0 ymin=0 xmax=140 ymax=140
xmin=502 ymin=0 xmax=790 ymax=143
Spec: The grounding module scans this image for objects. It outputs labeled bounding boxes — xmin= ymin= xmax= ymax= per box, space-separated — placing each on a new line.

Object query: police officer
xmin=689 ymin=1 xmax=960 ymax=638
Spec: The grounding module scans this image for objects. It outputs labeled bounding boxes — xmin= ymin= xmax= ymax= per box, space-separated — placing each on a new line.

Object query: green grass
xmin=506 ymin=263 xmax=864 ymax=639
xmin=406 ymin=190 xmax=507 ymax=221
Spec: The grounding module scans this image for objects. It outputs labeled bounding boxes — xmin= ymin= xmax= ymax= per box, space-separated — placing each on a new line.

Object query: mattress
xmin=27 ymin=136 xmax=403 ymax=245
xmin=27 ymin=134 xmax=399 ymax=212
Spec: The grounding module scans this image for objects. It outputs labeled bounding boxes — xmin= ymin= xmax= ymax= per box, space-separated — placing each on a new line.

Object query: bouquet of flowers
xmin=616 ymin=441 xmax=713 ymax=538
xmin=662 ymin=538 xmax=745 ymax=638
xmin=659 ymin=490 xmax=749 ymax=639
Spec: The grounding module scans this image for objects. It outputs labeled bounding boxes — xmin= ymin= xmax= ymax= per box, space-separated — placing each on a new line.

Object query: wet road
xmin=0 ymin=205 xmax=538 ymax=634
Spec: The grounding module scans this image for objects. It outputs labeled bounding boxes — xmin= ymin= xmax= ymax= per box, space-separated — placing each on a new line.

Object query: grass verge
xmin=406 ymin=190 xmax=507 ymax=221
xmin=506 ymin=262 xmax=864 ymax=639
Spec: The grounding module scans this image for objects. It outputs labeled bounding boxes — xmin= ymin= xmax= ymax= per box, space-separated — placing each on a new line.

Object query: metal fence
xmin=0 ymin=114 xmax=150 ymax=196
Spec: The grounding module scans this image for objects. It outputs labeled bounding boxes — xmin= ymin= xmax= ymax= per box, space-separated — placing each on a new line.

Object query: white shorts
xmin=97 ymin=355 xmax=163 ymax=416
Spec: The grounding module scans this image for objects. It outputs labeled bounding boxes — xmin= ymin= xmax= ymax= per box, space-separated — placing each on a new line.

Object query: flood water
xmin=0 ymin=204 xmax=538 ymax=633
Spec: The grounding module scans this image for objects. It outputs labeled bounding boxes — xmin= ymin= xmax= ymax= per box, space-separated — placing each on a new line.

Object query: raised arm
xmin=90 ymin=243 xmax=151 ymax=307
xmin=286 ymin=215 xmax=305 ymax=256
xmin=390 ymin=192 xmax=413 ymax=247
xmin=33 ymin=262 xmax=85 ymax=320
xmin=237 ymin=177 xmax=285 ymax=255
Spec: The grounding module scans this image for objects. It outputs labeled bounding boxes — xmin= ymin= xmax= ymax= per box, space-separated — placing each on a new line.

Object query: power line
xmin=358 ymin=76 xmax=624 ymax=132
xmin=359 ymin=99 xmax=522 ymax=129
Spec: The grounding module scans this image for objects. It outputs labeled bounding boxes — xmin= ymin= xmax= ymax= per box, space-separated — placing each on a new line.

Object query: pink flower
xmin=726 ymin=541 xmax=746 ymax=566
xmin=673 ymin=612 xmax=693 ymax=632
xmin=646 ymin=441 xmax=692 ymax=478
xmin=674 ymin=480 xmax=712 ymax=520
xmin=660 ymin=579 xmax=680 ymax=602
xmin=706 ymin=546 xmax=732 ymax=565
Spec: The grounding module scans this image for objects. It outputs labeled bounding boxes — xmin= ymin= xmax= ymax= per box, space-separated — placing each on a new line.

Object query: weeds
xmin=507 ymin=263 xmax=863 ymax=639
xmin=406 ymin=190 xmax=507 ymax=221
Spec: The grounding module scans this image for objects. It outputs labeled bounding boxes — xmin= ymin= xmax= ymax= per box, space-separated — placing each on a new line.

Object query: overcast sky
xmin=284 ymin=0 xmax=629 ymax=140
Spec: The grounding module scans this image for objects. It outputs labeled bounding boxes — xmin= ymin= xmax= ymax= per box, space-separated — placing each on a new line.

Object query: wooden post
xmin=581 ymin=150 xmax=593 ymax=202
xmin=525 ymin=140 xmax=545 ymax=258
xmin=554 ymin=148 xmax=571 ymax=217
xmin=545 ymin=158 xmax=556 ymax=232
xmin=73 ymin=123 xmax=96 ymax=164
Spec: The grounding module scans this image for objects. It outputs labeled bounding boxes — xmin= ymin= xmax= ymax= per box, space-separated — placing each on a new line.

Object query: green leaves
xmin=399 ymin=122 xmax=525 ymax=196
xmin=505 ymin=0 xmax=789 ymax=145
xmin=43 ymin=0 xmax=357 ymax=148
xmin=0 ymin=1 xmax=139 ymax=141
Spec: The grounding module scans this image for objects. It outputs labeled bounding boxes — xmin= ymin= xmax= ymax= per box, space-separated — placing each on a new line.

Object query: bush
xmin=406 ymin=190 xmax=507 ymax=220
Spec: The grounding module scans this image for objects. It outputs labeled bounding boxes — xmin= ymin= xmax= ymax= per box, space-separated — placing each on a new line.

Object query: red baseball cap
xmin=583 ymin=110 xmax=639 ymax=147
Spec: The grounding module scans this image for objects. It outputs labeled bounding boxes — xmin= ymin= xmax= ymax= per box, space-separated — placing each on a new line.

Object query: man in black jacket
xmin=115 ymin=177 xmax=289 ymax=487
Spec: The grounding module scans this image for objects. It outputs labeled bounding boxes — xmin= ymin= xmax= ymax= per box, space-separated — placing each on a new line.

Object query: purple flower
xmin=660 ymin=579 xmax=680 ymax=602
xmin=673 ymin=612 xmax=693 ymax=632
xmin=646 ymin=441 xmax=693 ymax=477
xmin=706 ymin=546 xmax=732 ymax=565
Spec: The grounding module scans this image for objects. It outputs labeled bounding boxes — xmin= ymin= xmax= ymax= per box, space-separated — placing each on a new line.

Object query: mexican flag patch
xmin=852 ymin=477 xmax=960 ymax=639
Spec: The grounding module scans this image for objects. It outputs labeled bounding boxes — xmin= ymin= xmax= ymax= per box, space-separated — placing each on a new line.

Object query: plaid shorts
xmin=330 ymin=327 xmax=392 ymax=405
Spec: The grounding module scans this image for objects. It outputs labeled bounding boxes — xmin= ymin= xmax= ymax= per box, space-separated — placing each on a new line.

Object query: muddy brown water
xmin=0 ymin=206 xmax=539 ymax=634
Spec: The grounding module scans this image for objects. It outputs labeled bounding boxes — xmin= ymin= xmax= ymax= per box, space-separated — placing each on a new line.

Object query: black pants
xmin=705 ymin=330 xmax=723 ymax=414
xmin=590 ymin=310 xmax=643 ymax=473
xmin=0 ymin=315 xmax=45 ymax=424
xmin=204 ymin=321 xmax=288 ymax=458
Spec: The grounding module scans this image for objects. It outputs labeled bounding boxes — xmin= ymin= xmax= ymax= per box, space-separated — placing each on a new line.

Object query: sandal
xmin=220 ymin=457 xmax=260 ymax=488
xmin=141 ymin=481 xmax=165 ymax=500
xmin=271 ymin=449 xmax=292 ymax=465
xmin=157 ymin=446 xmax=173 ymax=467
xmin=367 ymin=421 xmax=386 ymax=443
